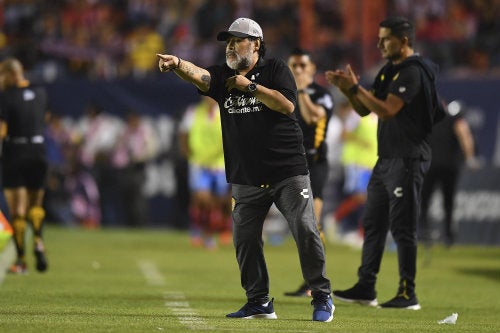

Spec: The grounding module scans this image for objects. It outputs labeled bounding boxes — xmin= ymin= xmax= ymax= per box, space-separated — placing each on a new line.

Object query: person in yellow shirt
xmin=125 ymin=22 xmax=165 ymax=78
xmin=178 ymin=96 xmax=231 ymax=249
xmin=333 ymin=100 xmax=377 ymax=246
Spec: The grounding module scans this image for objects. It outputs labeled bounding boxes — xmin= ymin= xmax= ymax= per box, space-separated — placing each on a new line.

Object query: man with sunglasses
xmin=157 ymin=18 xmax=333 ymax=322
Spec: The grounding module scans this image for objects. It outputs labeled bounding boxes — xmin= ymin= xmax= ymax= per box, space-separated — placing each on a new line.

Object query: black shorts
xmin=309 ymin=160 xmax=328 ymax=200
xmin=1 ymin=143 xmax=48 ymax=189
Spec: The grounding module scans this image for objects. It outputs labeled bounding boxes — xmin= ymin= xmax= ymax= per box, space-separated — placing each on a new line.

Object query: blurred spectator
xmin=321 ymin=101 xmax=345 ymax=219
xmin=330 ymin=100 xmax=377 ymax=247
xmin=65 ymin=140 xmax=102 ymax=229
xmin=178 ymin=96 xmax=231 ymax=249
xmin=43 ymin=111 xmax=74 ymax=226
xmin=123 ymin=21 xmax=165 ymax=78
xmin=419 ymin=100 xmax=480 ymax=246
xmin=43 ymin=110 xmax=102 ymax=228
xmin=111 ymin=109 xmax=159 ymax=227
xmin=75 ymin=102 xmax=124 ymax=226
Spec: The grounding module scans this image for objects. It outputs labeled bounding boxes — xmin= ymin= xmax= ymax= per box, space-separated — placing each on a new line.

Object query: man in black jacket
xmin=326 ymin=16 xmax=443 ymax=310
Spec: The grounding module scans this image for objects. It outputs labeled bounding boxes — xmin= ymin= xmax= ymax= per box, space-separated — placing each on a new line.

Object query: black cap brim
xmin=216 ymin=31 xmax=253 ymax=41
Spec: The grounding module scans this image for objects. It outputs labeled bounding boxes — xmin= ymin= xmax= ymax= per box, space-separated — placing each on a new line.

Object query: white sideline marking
xmin=137 ymin=261 xmax=321 ymax=332
xmin=163 ymin=291 xmax=211 ymax=330
xmin=137 ymin=261 xmax=212 ymax=330
xmin=137 ymin=260 xmax=165 ymax=286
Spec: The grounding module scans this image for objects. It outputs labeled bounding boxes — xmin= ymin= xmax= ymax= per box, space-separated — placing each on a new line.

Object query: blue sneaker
xmin=226 ymin=298 xmax=277 ymax=319
xmin=312 ymin=295 xmax=334 ymax=322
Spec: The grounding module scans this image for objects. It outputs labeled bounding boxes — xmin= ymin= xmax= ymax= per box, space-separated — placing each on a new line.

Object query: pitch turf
xmin=0 ymin=225 xmax=499 ymax=333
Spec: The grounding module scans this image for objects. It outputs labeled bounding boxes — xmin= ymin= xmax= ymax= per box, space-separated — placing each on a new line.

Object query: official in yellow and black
xmin=0 ymin=58 xmax=49 ymax=274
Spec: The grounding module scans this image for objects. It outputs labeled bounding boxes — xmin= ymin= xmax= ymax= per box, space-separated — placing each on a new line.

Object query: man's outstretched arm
xmin=157 ymin=54 xmax=211 ymax=92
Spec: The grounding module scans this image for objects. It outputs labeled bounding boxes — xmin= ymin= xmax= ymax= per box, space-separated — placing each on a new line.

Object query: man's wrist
xmin=175 ymin=57 xmax=182 ymax=69
xmin=247 ymin=82 xmax=257 ymax=93
xmin=348 ymin=83 xmax=360 ymax=95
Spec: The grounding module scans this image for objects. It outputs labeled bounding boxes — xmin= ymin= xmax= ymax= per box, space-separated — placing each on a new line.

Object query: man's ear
xmin=255 ymin=39 xmax=261 ymax=51
xmin=310 ymin=62 xmax=317 ymax=74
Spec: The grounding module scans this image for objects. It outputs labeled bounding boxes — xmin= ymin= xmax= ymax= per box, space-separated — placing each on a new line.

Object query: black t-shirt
xmin=430 ymin=110 xmax=464 ymax=167
xmin=296 ymin=82 xmax=334 ymax=165
xmin=200 ymin=57 xmax=309 ymax=186
xmin=0 ymin=84 xmax=47 ymax=138
xmin=372 ymin=55 xmax=439 ymax=160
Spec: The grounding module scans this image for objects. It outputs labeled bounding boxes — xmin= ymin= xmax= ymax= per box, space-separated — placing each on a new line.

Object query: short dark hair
xmin=248 ymin=37 xmax=266 ymax=58
xmin=289 ymin=47 xmax=311 ymax=58
xmin=380 ymin=17 xmax=415 ymax=47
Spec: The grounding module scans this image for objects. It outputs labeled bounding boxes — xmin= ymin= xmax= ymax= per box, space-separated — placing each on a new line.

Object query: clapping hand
xmin=325 ymin=64 xmax=359 ymax=93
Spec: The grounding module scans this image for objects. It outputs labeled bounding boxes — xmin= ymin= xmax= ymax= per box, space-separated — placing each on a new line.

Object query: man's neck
xmin=238 ymin=56 xmax=259 ymax=76
xmin=392 ymin=48 xmax=414 ymax=65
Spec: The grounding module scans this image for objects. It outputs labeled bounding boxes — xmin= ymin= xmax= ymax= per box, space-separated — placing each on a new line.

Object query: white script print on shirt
xmin=224 ymin=94 xmax=263 ymax=114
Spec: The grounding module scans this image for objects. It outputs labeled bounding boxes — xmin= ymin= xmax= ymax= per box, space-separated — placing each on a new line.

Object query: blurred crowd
xmin=389 ymin=0 xmax=500 ymax=74
xmin=1 ymin=0 xmax=496 ymax=230
xmin=43 ymin=102 xmax=165 ymax=228
xmin=1 ymin=0 xmax=500 ymax=82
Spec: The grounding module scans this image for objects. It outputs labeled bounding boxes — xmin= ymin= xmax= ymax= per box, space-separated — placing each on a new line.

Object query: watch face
xmin=248 ymin=83 xmax=257 ymax=92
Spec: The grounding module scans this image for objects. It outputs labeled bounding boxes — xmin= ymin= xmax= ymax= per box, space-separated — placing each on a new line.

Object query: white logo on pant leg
xmin=393 ymin=187 xmax=403 ymax=198
xmin=300 ymin=189 xmax=310 ymax=199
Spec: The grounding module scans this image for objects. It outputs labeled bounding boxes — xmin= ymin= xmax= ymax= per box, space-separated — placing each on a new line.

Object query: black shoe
xmin=226 ymin=298 xmax=277 ymax=319
xmin=378 ymin=293 xmax=421 ymax=310
xmin=284 ymin=282 xmax=311 ymax=297
xmin=34 ymin=240 xmax=48 ymax=272
xmin=333 ymin=283 xmax=378 ymax=307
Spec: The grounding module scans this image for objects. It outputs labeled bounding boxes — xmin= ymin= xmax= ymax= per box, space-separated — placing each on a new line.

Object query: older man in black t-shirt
xmin=326 ymin=17 xmax=444 ymax=310
xmin=157 ymin=18 xmax=333 ymax=322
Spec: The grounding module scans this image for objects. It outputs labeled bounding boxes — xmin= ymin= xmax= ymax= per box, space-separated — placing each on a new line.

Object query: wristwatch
xmin=247 ymin=82 xmax=257 ymax=93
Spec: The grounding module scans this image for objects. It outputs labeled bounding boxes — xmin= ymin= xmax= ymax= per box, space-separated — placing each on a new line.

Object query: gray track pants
xmin=231 ymin=174 xmax=331 ymax=302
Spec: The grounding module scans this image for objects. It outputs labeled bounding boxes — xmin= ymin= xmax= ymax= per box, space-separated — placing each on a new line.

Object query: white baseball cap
xmin=217 ymin=18 xmax=263 ymax=41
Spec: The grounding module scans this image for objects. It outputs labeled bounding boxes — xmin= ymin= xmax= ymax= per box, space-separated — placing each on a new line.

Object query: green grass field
xmin=0 ymin=225 xmax=499 ymax=333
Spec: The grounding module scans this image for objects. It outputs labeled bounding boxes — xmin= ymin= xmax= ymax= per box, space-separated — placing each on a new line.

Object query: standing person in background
xmin=111 ymin=110 xmax=158 ymax=227
xmin=326 ymin=17 xmax=444 ymax=309
xmin=284 ymin=47 xmax=334 ymax=297
xmin=0 ymin=58 xmax=49 ymax=274
xmin=76 ymin=102 xmax=124 ymax=226
xmin=157 ymin=17 xmax=333 ymax=322
xmin=332 ymin=100 xmax=377 ymax=247
xmin=419 ymin=100 xmax=479 ymax=247
xmin=178 ymin=96 xmax=232 ymax=249
xmin=321 ymin=108 xmax=345 ymax=244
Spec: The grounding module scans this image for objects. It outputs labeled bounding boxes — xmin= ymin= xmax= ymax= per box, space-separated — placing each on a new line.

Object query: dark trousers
xmin=231 ymin=175 xmax=331 ymax=303
xmin=420 ymin=165 xmax=460 ymax=241
xmin=358 ymin=158 xmax=430 ymax=294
